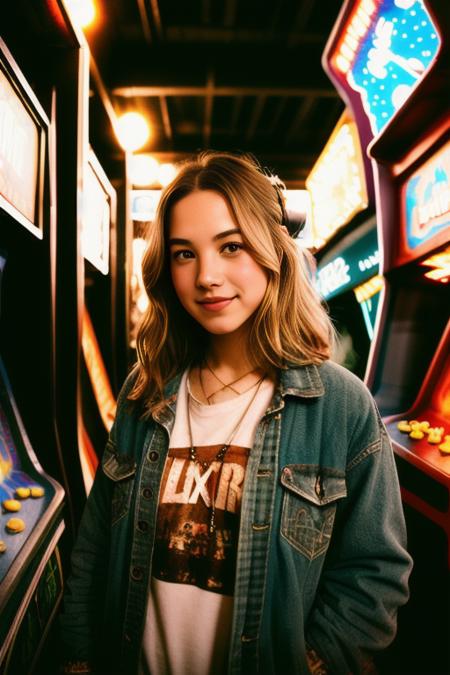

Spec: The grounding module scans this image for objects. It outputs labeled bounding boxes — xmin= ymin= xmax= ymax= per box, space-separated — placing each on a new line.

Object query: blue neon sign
xmin=347 ymin=0 xmax=440 ymax=134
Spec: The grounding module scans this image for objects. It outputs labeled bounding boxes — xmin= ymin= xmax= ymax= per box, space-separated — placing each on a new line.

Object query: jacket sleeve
xmin=59 ymin=446 xmax=114 ymax=665
xmin=305 ymin=410 xmax=413 ymax=674
xmin=59 ymin=368 xmax=139 ymax=667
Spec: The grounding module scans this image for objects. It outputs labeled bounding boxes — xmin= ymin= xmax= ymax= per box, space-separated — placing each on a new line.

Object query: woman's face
xmin=168 ymin=190 xmax=268 ymax=337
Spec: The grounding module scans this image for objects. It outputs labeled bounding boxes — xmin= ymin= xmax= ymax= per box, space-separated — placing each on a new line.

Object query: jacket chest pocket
xmin=102 ymin=441 xmax=137 ymax=525
xmin=280 ymin=464 xmax=347 ymax=561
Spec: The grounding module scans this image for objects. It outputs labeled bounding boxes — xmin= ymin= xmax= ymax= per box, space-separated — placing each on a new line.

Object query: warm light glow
xmin=354 ymin=275 xmax=384 ymax=303
xmin=66 ymin=0 xmax=96 ymax=28
xmin=158 ymin=163 xmax=177 ymax=187
xmin=333 ymin=0 xmax=377 ymax=73
xmin=129 ymin=154 xmax=159 ymax=186
xmin=306 ymin=111 xmax=368 ymax=248
xmin=421 ymin=247 xmax=450 ymax=283
xmin=116 ymin=112 xmax=150 ymax=152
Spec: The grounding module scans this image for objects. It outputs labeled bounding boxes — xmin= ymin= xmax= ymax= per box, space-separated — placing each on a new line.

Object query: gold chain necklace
xmin=200 ymin=360 xmax=259 ymax=404
xmin=186 ymin=373 xmax=265 ymax=533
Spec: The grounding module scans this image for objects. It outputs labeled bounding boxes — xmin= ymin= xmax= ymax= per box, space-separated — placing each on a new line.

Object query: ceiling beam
xmin=203 ymin=70 xmax=214 ymax=146
xmin=284 ymin=96 xmax=316 ymax=145
xmin=112 ymin=85 xmax=338 ymax=98
xmin=136 ymin=0 xmax=152 ymax=43
xmin=288 ymin=0 xmax=317 ymax=47
xmin=159 ymin=95 xmax=173 ymax=140
xmin=223 ymin=0 xmax=238 ymax=28
xmin=202 ymin=0 xmax=211 ymax=24
xmin=149 ymin=0 xmax=163 ymax=40
xmin=229 ymin=95 xmax=243 ymax=136
xmin=246 ymin=96 xmax=267 ymax=142
xmin=104 ymin=42 xmax=330 ymax=88
xmin=267 ymin=97 xmax=288 ymax=135
xmin=164 ymin=27 xmax=325 ymax=44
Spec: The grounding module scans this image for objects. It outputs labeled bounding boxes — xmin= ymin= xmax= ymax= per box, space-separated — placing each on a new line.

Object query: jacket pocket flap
xmin=281 ymin=464 xmax=347 ymax=506
xmin=102 ymin=441 xmax=136 ymax=481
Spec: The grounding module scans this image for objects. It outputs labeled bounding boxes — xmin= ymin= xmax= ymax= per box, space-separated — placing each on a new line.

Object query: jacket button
xmin=131 ymin=566 xmax=143 ymax=581
xmin=142 ymin=487 xmax=152 ymax=499
xmin=138 ymin=520 xmax=149 ymax=532
xmin=149 ymin=451 xmax=159 ymax=462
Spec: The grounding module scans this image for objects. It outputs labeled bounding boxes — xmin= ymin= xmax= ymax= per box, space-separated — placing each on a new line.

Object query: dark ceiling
xmin=86 ymin=0 xmax=346 ymax=187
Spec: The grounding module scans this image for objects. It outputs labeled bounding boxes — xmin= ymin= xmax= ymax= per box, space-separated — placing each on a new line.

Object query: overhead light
xmin=129 ymin=154 xmax=159 ymax=186
xmin=66 ymin=0 xmax=96 ymax=28
xmin=116 ymin=112 xmax=150 ymax=152
xmin=158 ymin=163 xmax=177 ymax=187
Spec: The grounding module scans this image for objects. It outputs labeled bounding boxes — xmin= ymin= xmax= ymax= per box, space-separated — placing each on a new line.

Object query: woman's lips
xmin=198 ymin=297 xmax=235 ymax=312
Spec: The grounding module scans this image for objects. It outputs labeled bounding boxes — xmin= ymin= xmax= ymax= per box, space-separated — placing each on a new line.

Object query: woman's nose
xmin=195 ymin=254 xmax=223 ymax=288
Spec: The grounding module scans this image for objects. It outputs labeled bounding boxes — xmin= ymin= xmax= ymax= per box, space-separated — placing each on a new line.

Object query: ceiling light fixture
xmin=116 ymin=112 xmax=150 ymax=153
xmin=66 ymin=0 xmax=96 ymax=28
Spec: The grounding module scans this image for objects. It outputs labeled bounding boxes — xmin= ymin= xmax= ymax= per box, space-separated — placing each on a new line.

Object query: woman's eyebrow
xmin=169 ymin=228 xmax=241 ymax=246
xmin=213 ymin=228 xmax=241 ymax=241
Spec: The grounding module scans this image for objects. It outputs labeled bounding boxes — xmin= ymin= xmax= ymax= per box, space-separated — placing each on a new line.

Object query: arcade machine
xmin=323 ymin=0 xmax=449 ymax=672
xmin=307 ymin=109 xmax=379 ymax=379
xmin=0 ymin=287 xmax=64 ymax=675
xmin=0 ymin=30 xmax=65 ymax=675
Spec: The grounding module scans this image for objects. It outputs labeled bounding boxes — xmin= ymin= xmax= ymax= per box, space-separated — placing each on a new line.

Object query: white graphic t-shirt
xmin=141 ymin=370 xmax=274 ymax=675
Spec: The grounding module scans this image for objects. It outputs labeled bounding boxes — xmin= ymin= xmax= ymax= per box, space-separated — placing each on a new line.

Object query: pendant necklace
xmin=186 ymin=372 xmax=265 ymax=534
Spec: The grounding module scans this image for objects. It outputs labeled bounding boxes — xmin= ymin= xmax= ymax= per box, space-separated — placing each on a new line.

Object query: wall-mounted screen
xmin=82 ymin=149 xmax=115 ymax=275
xmin=0 ymin=39 xmax=47 ymax=238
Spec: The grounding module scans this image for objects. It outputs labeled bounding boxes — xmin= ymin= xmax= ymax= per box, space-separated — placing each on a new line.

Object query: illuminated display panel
xmin=316 ymin=223 xmax=379 ymax=300
xmin=0 ymin=41 xmax=47 ymax=239
xmin=404 ymin=141 xmax=450 ymax=252
xmin=332 ymin=0 xmax=440 ymax=135
xmin=82 ymin=150 xmax=114 ymax=275
xmin=306 ymin=111 xmax=368 ymax=248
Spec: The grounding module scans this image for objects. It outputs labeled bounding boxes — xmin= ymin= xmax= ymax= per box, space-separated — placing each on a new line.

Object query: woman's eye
xmin=222 ymin=242 xmax=243 ymax=254
xmin=172 ymin=250 xmax=194 ymax=261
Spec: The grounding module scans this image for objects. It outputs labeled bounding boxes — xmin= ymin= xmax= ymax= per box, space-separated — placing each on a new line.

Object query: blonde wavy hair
xmin=129 ymin=151 xmax=333 ymax=413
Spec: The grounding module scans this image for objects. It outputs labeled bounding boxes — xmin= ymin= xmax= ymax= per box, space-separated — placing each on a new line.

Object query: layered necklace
xmin=199 ymin=359 xmax=265 ymax=404
xmin=187 ymin=364 xmax=265 ymax=534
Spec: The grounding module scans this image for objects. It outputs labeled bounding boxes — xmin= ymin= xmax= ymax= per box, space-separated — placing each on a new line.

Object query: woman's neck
xmin=207 ymin=327 xmax=254 ymax=377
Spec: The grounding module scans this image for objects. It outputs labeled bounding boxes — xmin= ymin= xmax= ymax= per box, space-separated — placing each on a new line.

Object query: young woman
xmin=61 ymin=152 xmax=412 ymax=675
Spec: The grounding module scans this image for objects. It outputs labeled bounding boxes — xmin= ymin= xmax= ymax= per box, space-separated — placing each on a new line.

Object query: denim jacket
xmin=60 ymin=361 xmax=412 ymax=675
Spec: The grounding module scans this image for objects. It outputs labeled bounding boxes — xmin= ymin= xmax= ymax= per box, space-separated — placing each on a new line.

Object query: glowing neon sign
xmin=354 ymin=275 xmax=384 ymax=338
xmin=405 ymin=142 xmax=450 ymax=249
xmin=316 ymin=224 xmax=379 ymax=300
xmin=420 ymin=247 xmax=450 ymax=284
xmin=307 ymin=111 xmax=368 ymax=247
xmin=333 ymin=0 xmax=440 ymax=134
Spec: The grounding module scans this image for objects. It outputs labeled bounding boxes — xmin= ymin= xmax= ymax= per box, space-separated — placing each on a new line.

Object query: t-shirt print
xmin=152 ymin=444 xmax=249 ymax=595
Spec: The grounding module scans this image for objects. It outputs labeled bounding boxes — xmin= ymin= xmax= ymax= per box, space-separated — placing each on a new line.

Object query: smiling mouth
xmin=197 ymin=297 xmax=236 ymax=312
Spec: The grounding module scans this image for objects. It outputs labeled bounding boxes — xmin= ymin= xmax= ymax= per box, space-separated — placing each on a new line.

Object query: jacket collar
xmin=153 ymin=363 xmax=324 ymax=425
xmin=278 ymin=363 xmax=325 ymax=398
xmin=161 ymin=362 xmax=324 ymax=405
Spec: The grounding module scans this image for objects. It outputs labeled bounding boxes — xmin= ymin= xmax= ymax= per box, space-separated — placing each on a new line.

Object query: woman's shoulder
xmin=316 ymin=360 xmax=383 ymax=449
xmin=316 ymin=360 xmax=373 ymax=400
